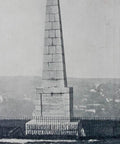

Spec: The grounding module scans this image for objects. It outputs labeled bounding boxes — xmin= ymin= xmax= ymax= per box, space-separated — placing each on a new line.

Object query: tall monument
xmin=26 ymin=0 xmax=78 ymax=136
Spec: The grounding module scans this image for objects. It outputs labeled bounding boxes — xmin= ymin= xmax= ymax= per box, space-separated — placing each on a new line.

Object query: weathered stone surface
xmin=43 ymin=0 xmax=67 ymax=87
xmin=46 ymin=14 xmax=60 ymax=22
xmin=46 ymin=6 xmax=58 ymax=14
xmin=43 ymin=55 xmax=53 ymax=63
xmin=46 ymin=14 xmax=50 ymax=22
xmin=45 ymin=22 xmax=52 ymax=30
xmin=56 ymin=71 xmax=64 ymax=79
xmin=49 ymin=30 xmax=56 ymax=37
xmin=36 ymin=87 xmax=73 ymax=94
xmin=45 ymin=38 xmax=53 ymax=46
xmin=43 ymin=62 xmax=63 ymax=71
xmin=54 ymin=14 xmax=59 ymax=21
xmin=48 ymin=46 xmax=56 ymax=54
xmin=42 ymin=80 xmax=64 ymax=88
xmin=34 ymin=87 xmax=73 ymax=118
xmin=56 ymin=46 xmax=63 ymax=53
xmin=53 ymin=38 xmax=61 ymax=45
xmin=25 ymin=0 xmax=76 ymax=136
xmin=49 ymin=14 xmax=55 ymax=22
xmin=45 ymin=30 xmax=61 ymax=39
xmin=52 ymin=22 xmax=60 ymax=29
xmin=43 ymin=71 xmax=63 ymax=80
xmin=47 ymin=0 xmax=58 ymax=6
xmin=56 ymin=30 xmax=61 ymax=37
xmin=53 ymin=54 xmax=62 ymax=62
xmin=49 ymin=71 xmax=56 ymax=79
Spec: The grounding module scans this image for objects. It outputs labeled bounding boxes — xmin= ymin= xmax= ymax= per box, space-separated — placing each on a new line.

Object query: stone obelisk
xmin=42 ymin=0 xmax=67 ymax=88
xmin=26 ymin=0 xmax=78 ymax=136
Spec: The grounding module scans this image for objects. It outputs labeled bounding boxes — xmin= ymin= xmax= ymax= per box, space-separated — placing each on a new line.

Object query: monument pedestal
xmin=26 ymin=87 xmax=78 ymax=136
xmin=34 ymin=87 xmax=73 ymax=118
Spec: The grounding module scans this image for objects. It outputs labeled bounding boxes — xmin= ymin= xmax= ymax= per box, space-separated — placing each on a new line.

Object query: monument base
xmin=26 ymin=120 xmax=78 ymax=137
xmin=33 ymin=87 xmax=73 ymax=118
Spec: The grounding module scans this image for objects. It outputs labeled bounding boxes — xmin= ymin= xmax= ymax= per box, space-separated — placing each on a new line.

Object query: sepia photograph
xmin=0 ymin=0 xmax=120 ymax=143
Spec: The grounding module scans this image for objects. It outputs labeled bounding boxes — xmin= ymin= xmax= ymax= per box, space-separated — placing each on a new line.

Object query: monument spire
xmin=42 ymin=0 xmax=67 ymax=87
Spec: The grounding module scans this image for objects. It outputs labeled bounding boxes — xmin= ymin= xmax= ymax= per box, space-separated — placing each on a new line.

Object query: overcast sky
xmin=0 ymin=0 xmax=120 ymax=78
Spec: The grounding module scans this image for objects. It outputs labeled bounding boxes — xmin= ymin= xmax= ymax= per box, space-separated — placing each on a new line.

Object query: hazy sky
xmin=0 ymin=0 xmax=120 ymax=78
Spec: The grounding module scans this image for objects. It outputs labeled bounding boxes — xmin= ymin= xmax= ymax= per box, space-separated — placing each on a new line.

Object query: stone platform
xmin=25 ymin=87 xmax=78 ymax=136
xmin=26 ymin=119 xmax=78 ymax=136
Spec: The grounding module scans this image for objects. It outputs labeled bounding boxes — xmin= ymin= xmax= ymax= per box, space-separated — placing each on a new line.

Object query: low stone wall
xmin=0 ymin=119 xmax=120 ymax=139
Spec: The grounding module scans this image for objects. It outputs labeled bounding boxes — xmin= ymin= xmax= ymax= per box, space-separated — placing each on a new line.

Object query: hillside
xmin=0 ymin=77 xmax=119 ymax=118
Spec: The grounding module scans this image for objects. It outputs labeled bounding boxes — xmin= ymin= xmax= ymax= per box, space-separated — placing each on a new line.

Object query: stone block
xmin=49 ymin=14 xmax=55 ymax=22
xmin=42 ymin=77 xmax=66 ymax=87
xmin=45 ymin=22 xmax=52 ymax=30
xmin=45 ymin=30 xmax=56 ymax=38
xmin=52 ymin=22 xmax=60 ymax=29
xmin=58 ymin=80 xmax=65 ymax=87
xmin=42 ymin=79 xmax=64 ymax=88
xmin=45 ymin=38 xmax=53 ymax=46
xmin=56 ymin=30 xmax=61 ymax=37
xmin=53 ymin=38 xmax=61 ymax=46
xmin=54 ymin=14 xmax=59 ymax=21
xmin=48 ymin=46 xmax=56 ymax=54
xmin=43 ymin=54 xmax=53 ymax=62
xmin=49 ymin=71 xmax=56 ymax=79
xmin=41 ymin=92 xmax=70 ymax=118
xmin=49 ymin=63 xmax=56 ymax=71
xmin=46 ymin=6 xmax=58 ymax=14
xmin=48 ymin=63 xmax=57 ymax=70
xmin=56 ymin=62 xmax=63 ymax=70
xmin=52 ymin=62 xmax=63 ymax=71
xmin=55 ymin=46 xmax=63 ymax=54
xmin=43 ymin=62 xmax=63 ymax=71
xmin=47 ymin=0 xmax=58 ymax=6
xmin=49 ymin=30 xmax=56 ymax=38
xmin=56 ymin=71 xmax=64 ymax=79
xmin=53 ymin=54 xmax=62 ymax=62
